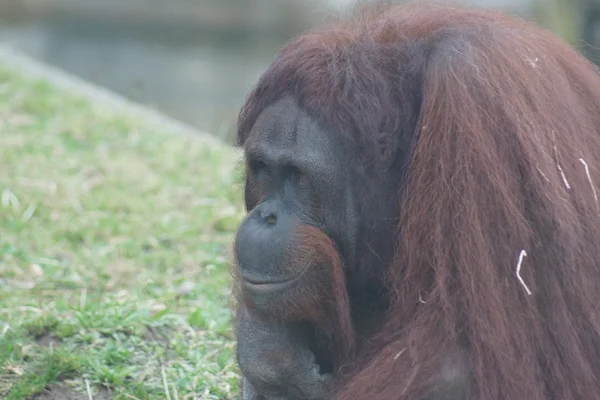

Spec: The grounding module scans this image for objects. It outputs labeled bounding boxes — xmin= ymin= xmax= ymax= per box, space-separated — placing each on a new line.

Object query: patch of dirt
xmin=33 ymin=383 xmax=111 ymax=400
xmin=34 ymin=333 xmax=61 ymax=348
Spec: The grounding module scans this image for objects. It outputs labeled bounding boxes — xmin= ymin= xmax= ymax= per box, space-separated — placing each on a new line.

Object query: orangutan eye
xmin=249 ymin=159 xmax=270 ymax=179
xmin=285 ymin=165 xmax=309 ymax=189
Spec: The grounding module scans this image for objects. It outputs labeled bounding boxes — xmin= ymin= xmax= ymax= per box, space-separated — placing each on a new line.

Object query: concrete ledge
xmin=0 ymin=43 xmax=230 ymax=149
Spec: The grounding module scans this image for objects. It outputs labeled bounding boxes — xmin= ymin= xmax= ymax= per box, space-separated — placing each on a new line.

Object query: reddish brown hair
xmin=237 ymin=1 xmax=600 ymax=399
xmin=284 ymin=225 xmax=357 ymax=366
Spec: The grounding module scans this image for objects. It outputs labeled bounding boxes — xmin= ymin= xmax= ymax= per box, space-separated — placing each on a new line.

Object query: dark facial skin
xmin=234 ymin=96 xmax=359 ymax=315
xmin=236 ymin=307 xmax=332 ymax=400
xmin=234 ymin=96 xmax=360 ymax=400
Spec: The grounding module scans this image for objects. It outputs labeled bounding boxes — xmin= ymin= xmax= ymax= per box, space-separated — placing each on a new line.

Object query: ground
xmin=0 ymin=65 xmax=245 ymax=399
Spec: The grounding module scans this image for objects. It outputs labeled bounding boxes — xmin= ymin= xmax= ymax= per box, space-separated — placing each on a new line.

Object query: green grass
xmin=0 ymin=64 xmax=246 ymax=399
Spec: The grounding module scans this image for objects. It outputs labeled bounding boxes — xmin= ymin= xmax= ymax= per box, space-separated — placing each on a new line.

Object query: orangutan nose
xmin=257 ymin=200 xmax=278 ymax=226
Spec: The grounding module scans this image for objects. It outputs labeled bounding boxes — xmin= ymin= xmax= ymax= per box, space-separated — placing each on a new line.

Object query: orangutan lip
xmin=242 ymin=275 xmax=301 ymax=292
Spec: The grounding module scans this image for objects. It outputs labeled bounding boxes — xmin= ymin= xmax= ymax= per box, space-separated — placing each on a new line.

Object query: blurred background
xmin=0 ymin=0 xmax=598 ymax=144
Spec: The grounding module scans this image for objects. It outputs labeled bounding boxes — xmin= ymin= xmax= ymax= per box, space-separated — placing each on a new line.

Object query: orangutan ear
xmin=377 ymin=132 xmax=395 ymax=168
xmin=377 ymin=113 xmax=421 ymax=172
xmin=378 ymin=52 xmax=427 ymax=171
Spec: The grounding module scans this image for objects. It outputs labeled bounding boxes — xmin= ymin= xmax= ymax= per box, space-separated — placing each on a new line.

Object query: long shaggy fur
xmin=236 ymin=2 xmax=600 ymax=399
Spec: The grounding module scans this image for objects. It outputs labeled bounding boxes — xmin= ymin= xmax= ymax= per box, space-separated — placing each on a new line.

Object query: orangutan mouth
xmin=242 ymin=274 xmax=302 ymax=293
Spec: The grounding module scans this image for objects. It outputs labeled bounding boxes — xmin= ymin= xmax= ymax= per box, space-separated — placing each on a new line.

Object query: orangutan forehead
xmin=248 ymin=97 xmax=302 ymax=146
xmin=244 ymin=97 xmax=342 ymax=169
